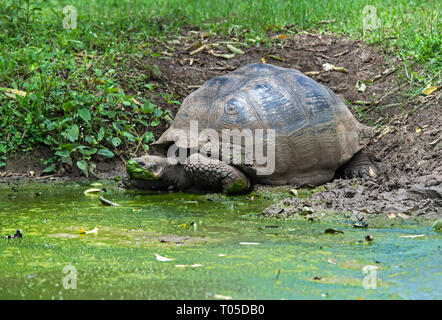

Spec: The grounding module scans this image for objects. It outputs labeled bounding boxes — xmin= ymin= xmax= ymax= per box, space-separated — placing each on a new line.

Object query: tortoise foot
xmin=338 ymin=151 xmax=377 ymax=180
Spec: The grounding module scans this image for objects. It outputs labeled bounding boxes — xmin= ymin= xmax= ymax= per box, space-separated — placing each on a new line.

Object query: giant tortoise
xmin=126 ymin=63 xmax=376 ymax=194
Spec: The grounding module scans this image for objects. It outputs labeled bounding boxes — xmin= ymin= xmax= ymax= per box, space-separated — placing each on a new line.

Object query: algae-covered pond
xmin=0 ymin=181 xmax=440 ymax=300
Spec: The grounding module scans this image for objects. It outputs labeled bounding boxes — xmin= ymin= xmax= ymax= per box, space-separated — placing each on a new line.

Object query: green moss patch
xmin=225 ymin=179 xmax=249 ymax=195
xmin=126 ymin=159 xmax=158 ymax=181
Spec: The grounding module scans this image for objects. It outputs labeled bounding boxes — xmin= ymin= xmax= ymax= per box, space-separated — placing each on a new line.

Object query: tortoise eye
xmin=224 ymin=98 xmax=244 ymax=115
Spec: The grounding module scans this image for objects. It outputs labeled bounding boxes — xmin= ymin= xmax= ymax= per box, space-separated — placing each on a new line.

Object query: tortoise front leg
xmin=184 ymin=153 xmax=251 ymax=195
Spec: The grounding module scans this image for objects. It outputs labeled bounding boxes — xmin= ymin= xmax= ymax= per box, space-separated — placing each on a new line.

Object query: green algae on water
xmin=0 ymin=181 xmax=441 ymax=300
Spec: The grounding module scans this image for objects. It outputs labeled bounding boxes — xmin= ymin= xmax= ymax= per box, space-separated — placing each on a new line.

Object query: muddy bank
xmin=1 ymin=31 xmax=440 ymax=218
xmin=261 ymin=174 xmax=441 ymax=221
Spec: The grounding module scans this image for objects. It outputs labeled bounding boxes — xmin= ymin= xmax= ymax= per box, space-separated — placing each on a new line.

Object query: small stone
xmin=353 ymin=221 xmax=368 ymax=228
xmin=325 ymin=228 xmax=344 ymax=234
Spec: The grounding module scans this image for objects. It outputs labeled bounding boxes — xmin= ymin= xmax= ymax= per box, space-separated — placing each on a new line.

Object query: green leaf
xmin=111 ymin=137 xmax=121 ymax=147
xmin=97 ymin=148 xmax=114 ymax=158
xmin=61 ymin=156 xmax=73 ymax=166
xmin=107 ymin=87 xmax=120 ymax=94
xmin=122 ymin=131 xmax=136 ymax=142
xmin=97 ymin=127 xmax=105 ymax=142
xmin=63 ymin=101 xmax=76 ymax=112
xmin=150 ymin=64 xmax=162 ymax=79
xmin=136 ymin=118 xmax=149 ymax=127
xmin=25 ymin=113 xmax=32 ymax=124
xmin=85 ymin=135 xmax=97 ymax=145
xmin=65 ymin=124 xmax=79 ymax=142
xmin=103 ymin=110 xmax=117 ymax=118
xmin=42 ymin=163 xmax=56 ymax=174
xmin=142 ymin=101 xmax=155 ymax=114
xmin=144 ymin=131 xmax=154 ymax=143
xmin=78 ymin=108 xmax=91 ymax=122
xmin=112 ymin=122 xmax=121 ymax=133
xmin=150 ymin=119 xmax=160 ymax=127
xmin=55 ymin=150 xmax=70 ymax=158
xmin=79 ymin=148 xmax=97 ymax=156
xmin=60 ymin=143 xmax=73 ymax=151
xmin=76 ymin=160 xmax=88 ymax=177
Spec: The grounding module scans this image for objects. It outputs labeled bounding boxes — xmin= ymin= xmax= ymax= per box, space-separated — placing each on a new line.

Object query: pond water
xmin=0 ymin=181 xmax=440 ymax=300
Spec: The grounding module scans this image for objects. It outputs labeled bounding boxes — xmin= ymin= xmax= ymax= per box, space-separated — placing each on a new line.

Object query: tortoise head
xmin=126 ymin=155 xmax=175 ymax=190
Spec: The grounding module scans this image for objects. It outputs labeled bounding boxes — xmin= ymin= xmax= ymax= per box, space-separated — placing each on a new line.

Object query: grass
xmin=0 ymin=0 xmax=440 ymax=174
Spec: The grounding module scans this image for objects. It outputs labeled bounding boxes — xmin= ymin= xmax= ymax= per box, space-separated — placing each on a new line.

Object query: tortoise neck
xmin=163 ymin=160 xmax=193 ymax=190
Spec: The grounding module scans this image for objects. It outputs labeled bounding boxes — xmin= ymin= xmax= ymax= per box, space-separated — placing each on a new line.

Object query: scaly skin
xmin=184 ymin=153 xmax=250 ymax=195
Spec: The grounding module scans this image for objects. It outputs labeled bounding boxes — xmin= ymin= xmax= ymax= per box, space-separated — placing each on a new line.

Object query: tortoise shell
xmin=155 ymin=63 xmax=364 ymax=185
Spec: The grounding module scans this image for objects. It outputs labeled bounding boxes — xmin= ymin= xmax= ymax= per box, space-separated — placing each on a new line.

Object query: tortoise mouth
xmin=126 ymin=159 xmax=161 ymax=181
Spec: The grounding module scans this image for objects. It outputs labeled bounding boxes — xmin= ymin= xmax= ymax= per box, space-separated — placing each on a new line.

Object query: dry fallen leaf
xmin=79 ymin=226 xmax=98 ymax=234
xmin=132 ymin=98 xmax=141 ymax=106
xmin=327 ymin=257 xmax=337 ymax=264
xmin=1 ymin=87 xmax=27 ymax=99
xmin=376 ymin=126 xmax=396 ymax=140
xmin=400 ymin=234 xmax=425 ymax=238
xmin=422 ymin=86 xmax=438 ymax=96
xmin=210 ymin=51 xmax=235 ymax=59
xmin=261 ymin=57 xmax=266 ymax=64
xmin=226 ymin=44 xmax=244 ymax=55
xmin=356 ymin=82 xmax=367 ymax=92
xmin=154 ymin=253 xmax=174 ymax=262
xmin=266 ymin=55 xmax=285 ymax=61
xmin=332 ymin=66 xmax=348 ymax=73
xmin=84 ymin=188 xmax=101 ymax=195
xmin=189 ymin=44 xmax=206 ymax=55
xmin=186 ymin=41 xmax=203 ymax=51
xmin=304 ymin=71 xmax=322 ymax=76
xmin=322 ymin=63 xmax=334 ymax=71
xmin=99 ymin=196 xmax=120 ymax=206
xmin=214 ymin=294 xmax=232 ymax=300
xmin=272 ymin=34 xmax=287 ymax=40
xmin=175 ymin=264 xmax=203 ymax=268
xmin=322 ymin=63 xmax=348 ymax=73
